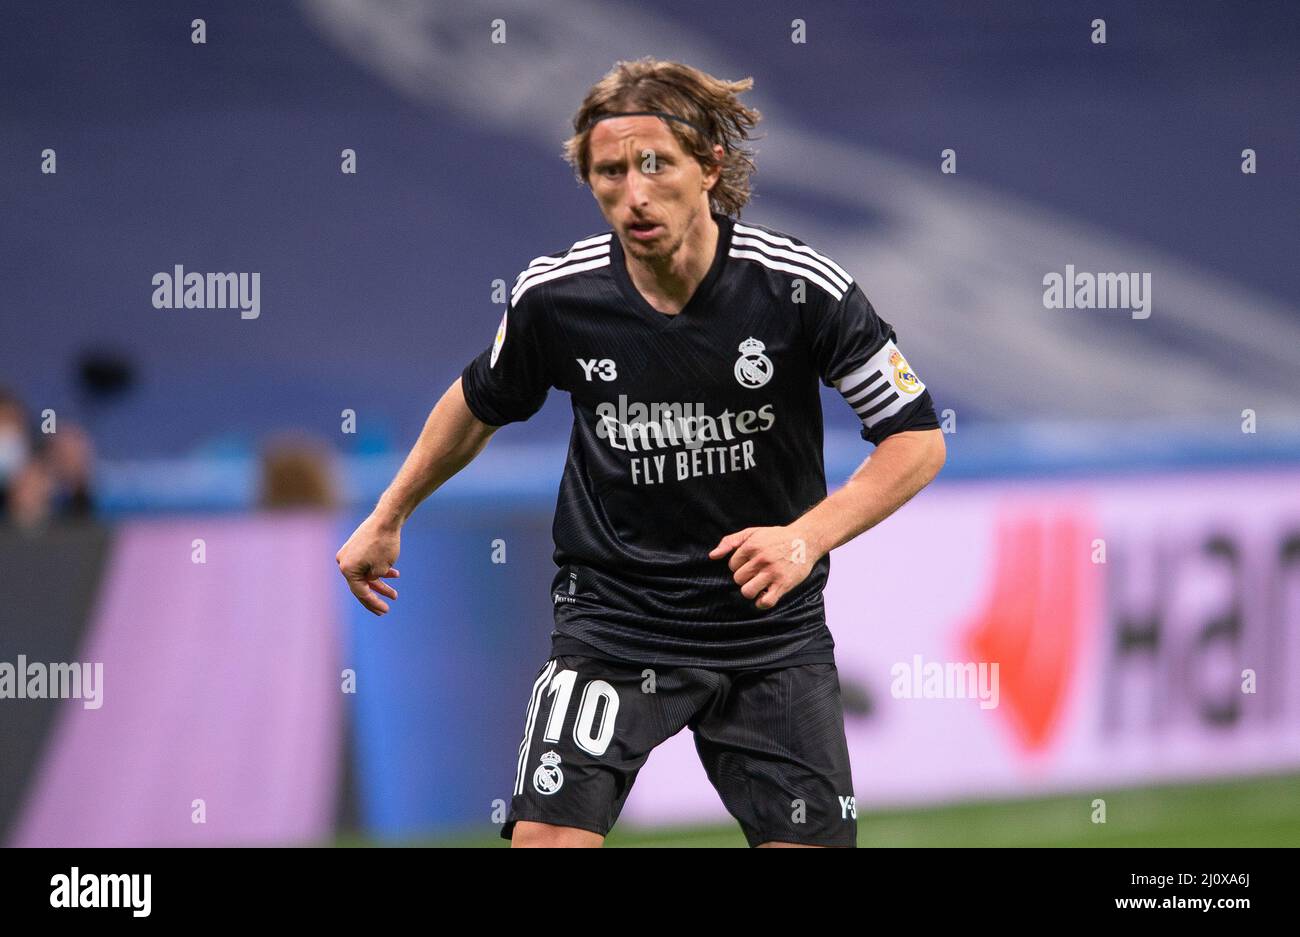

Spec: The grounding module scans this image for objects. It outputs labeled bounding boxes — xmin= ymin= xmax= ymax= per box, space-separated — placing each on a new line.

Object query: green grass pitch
xmin=333 ymin=770 xmax=1300 ymax=847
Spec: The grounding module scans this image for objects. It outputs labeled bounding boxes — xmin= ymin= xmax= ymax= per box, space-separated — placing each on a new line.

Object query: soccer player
xmin=335 ymin=57 xmax=945 ymax=848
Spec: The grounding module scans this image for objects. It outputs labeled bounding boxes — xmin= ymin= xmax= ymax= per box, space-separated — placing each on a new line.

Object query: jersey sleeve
xmin=460 ymin=284 xmax=552 ymax=427
xmin=807 ymin=280 xmax=940 ymax=445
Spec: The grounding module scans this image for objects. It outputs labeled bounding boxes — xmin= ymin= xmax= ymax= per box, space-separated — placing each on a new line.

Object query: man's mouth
xmin=628 ymin=220 xmax=662 ymax=240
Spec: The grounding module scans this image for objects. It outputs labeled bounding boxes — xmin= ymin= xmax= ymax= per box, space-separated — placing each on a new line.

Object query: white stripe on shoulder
xmin=728 ymin=247 xmax=846 ymax=301
xmin=517 ymin=233 xmax=612 ymax=281
xmin=512 ymin=244 xmax=608 ymax=293
xmin=732 ymin=223 xmax=853 ymax=284
xmin=730 ymin=232 xmax=850 ymax=294
xmin=511 ymin=255 xmax=610 ymax=307
xmin=511 ymin=233 xmax=612 ymax=305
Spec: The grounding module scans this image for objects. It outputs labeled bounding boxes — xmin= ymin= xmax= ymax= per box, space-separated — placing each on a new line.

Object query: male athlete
xmin=336 ymin=58 xmax=945 ymax=848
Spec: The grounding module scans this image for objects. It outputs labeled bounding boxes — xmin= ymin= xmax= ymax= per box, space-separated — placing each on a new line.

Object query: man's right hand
xmin=336 ymin=514 xmax=402 ymax=615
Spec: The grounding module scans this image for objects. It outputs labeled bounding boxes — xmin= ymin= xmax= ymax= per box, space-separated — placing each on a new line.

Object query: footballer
xmin=336 ymin=57 xmax=945 ymax=848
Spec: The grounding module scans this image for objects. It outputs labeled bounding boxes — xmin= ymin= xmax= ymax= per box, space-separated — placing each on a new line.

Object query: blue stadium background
xmin=5 ymin=0 xmax=1298 ymax=468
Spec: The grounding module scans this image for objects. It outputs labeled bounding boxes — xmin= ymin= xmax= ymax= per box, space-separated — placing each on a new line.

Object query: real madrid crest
xmin=734 ymin=336 xmax=774 ymax=389
xmin=533 ymin=749 xmax=564 ymax=795
xmin=888 ymin=348 xmax=921 ymax=394
xmin=490 ymin=309 xmax=508 ymax=368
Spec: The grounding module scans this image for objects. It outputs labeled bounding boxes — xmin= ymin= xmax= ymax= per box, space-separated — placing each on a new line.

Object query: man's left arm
xmin=800 ymin=426 xmax=945 ymax=556
xmin=710 ymin=428 xmax=945 ymax=610
xmin=711 ymin=276 xmax=944 ymax=609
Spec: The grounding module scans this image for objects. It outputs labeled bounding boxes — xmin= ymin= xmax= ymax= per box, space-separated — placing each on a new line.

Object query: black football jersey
xmin=461 ymin=211 xmax=939 ymax=669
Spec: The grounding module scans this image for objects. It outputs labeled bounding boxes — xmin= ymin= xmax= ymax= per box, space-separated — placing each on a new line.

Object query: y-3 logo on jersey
xmin=578 ymin=358 xmax=618 ymax=381
xmin=734 ymin=337 xmax=773 ymax=388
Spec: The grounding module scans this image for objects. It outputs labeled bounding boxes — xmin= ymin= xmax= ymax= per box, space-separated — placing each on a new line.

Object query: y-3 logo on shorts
xmin=533 ymin=750 xmax=564 ymax=795
xmin=839 ymin=795 xmax=857 ymax=819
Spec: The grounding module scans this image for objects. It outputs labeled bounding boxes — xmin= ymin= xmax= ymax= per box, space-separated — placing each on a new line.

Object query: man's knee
xmin=510 ymin=820 xmax=604 ymax=848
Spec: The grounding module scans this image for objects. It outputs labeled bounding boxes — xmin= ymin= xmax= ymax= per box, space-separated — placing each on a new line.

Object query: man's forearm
xmin=372 ymin=377 xmax=498 ymax=528
xmin=797 ymin=428 xmax=946 ymax=559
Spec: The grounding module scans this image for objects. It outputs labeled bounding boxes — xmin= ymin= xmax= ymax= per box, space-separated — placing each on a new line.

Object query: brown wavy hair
xmin=562 ymin=57 xmax=762 ymax=218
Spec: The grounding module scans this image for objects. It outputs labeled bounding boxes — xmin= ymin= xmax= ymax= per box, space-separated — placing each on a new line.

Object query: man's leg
xmin=503 ymin=654 xmax=712 ymax=847
xmin=510 ymin=820 xmax=603 ymax=848
xmin=693 ymin=662 xmax=858 ymax=848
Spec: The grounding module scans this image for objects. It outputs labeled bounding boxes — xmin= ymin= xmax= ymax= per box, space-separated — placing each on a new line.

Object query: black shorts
xmin=504 ymin=653 xmax=857 ymax=847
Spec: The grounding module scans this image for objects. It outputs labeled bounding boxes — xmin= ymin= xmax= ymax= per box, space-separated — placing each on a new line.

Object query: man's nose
xmin=624 ymin=164 xmax=649 ymax=208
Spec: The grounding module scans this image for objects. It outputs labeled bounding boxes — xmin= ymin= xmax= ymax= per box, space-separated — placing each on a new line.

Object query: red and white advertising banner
xmin=623 ymin=469 xmax=1300 ymax=823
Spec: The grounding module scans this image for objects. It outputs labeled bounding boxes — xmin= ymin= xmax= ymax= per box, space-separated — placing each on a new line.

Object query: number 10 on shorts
xmin=543 ymin=669 xmax=620 ymax=757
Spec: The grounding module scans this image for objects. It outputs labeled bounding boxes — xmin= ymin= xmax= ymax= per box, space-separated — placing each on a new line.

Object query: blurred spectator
xmin=0 ymin=386 xmax=34 ymax=520
xmin=41 ymin=423 xmax=96 ymax=519
xmin=0 ymin=385 xmax=98 ymax=529
xmin=7 ymin=460 xmax=54 ymax=532
xmin=258 ymin=433 xmax=338 ymax=509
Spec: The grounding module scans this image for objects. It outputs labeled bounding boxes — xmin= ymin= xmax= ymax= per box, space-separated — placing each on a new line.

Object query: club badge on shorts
xmin=533 ymin=750 xmax=564 ymax=795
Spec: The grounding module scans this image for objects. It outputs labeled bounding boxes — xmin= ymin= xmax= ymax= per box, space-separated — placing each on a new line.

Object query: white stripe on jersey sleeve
xmin=511 ymin=253 xmax=611 ymax=307
xmin=729 ymin=232 xmax=851 ymax=294
xmin=513 ymin=234 xmax=613 ymax=288
xmin=732 ymin=222 xmax=853 ymax=285
xmin=727 ymin=247 xmax=847 ymax=301
xmin=832 ymin=339 xmax=927 ymax=431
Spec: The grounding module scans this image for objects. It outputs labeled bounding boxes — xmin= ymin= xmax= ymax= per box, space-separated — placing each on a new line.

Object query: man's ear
xmin=703 ymin=144 xmax=725 ymax=191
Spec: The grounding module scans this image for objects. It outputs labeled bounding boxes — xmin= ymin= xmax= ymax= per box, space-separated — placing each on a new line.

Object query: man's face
xmin=586 ymin=115 xmax=721 ymax=263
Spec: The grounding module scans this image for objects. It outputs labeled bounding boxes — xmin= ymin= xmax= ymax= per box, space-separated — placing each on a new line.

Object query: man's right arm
xmin=340 ymin=277 xmax=553 ymax=614
xmin=374 ymin=376 xmax=498 ymax=528
xmin=335 ymin=376 xmax=498 ymax=615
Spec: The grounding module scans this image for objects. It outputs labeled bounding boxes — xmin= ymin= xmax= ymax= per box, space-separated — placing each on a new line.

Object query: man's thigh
xmin=510 ymin=820 xmax=604 ymax=848
xmin=503 ymin=654 xmax=716 ymax=843
xmin=693 ymin=661 xmax=857 ymax=848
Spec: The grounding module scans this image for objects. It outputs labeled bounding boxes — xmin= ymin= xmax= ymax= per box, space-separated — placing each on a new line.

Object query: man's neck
xmin=625 ymin=211 xmax=719 ymax=316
